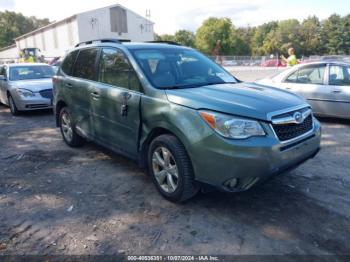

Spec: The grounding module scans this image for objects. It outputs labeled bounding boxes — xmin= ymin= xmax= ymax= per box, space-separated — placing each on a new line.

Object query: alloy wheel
xmin=61 ymin=111 xmax=73 ymax=143
xmin=152 ymin=146 xmax=179 ymax=193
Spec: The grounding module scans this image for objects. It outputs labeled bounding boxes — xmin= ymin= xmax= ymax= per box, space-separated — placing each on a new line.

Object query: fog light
xmin=224 ymin=178 xmax=239 ymax=190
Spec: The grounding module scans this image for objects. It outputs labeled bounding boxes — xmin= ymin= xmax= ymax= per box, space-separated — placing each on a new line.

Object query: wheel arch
xmin=138 ymin=125 xmax=190 ymax=169
xmin=55 ymin=100 xmax=67 ymax=127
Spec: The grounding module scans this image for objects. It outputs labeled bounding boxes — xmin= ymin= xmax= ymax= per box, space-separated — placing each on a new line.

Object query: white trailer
xmin=0 ymin=4 xmax=154 ymax=61
xmin=0 ymin=45 xmax=19 ymax=62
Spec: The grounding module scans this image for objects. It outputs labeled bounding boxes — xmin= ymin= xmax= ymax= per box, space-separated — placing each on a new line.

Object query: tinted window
xmin=73 ymin=48 xmax=98 ymax=80
xmin=9 ymin=66 xmax=54 ymax=81
xmin=61 ymin=50 xmax=78 ymax=75
xmin=130 ymin=48 xmax=237 ymax=89
xmin=329 ymin=65 xmax=350 ymax=86
xmin=0 ymin=66 xmax=6 ymax=77
xmin=98 ymin=48 xmax=141 ymax=91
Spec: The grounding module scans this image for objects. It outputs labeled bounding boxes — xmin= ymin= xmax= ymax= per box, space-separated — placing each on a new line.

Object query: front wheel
xmin=148 ymin=134 xmax=199 ymax=202
xmin=8 ymin=95 xmax=20 ymax=116
xmin=59 ymin=107 xmax=85 ymax=147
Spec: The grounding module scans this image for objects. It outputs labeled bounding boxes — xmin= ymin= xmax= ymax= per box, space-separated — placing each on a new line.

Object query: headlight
xmin=199 ymin=111 xmax=265 ymax=139
xmin=16 ymin=88 xmax=35 ymax=97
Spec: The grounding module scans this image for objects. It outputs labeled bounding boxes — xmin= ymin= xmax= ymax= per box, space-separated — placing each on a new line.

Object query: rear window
xmin=72 ymin=48 xmax=99 ymax=81
xmin=61 ymin=50 xmax=78 ymax=75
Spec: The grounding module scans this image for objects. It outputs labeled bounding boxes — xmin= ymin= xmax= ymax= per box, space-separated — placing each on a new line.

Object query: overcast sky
xmin=0 ymin=0 xmax=349 ymax=34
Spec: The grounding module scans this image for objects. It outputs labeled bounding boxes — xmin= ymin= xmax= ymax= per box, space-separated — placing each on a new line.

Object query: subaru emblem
xmin=293 ymin=112 xmax=303 ymax=124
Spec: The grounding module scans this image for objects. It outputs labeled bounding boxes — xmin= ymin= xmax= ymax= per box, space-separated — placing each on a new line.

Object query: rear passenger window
xmin=61 ymin=50 xmax=78 ymax=76
xmin=98 ymin=48 xmax=141 ymax=92
xmin=73 ymin=48 xmax=98 ymax=81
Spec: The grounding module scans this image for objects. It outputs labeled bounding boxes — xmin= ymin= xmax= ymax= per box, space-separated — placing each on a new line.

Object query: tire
xmin=8 ymin=95 xmax=20 ymax=116
xmin=148 ymin=134 xmax=199 ymax=202
xmin=59 ymin=106 xmax=85 ymax=147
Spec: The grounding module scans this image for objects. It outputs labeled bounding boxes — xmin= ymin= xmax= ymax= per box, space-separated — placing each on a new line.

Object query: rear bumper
xmin=189 ymin=118 xmax=322 ymax=192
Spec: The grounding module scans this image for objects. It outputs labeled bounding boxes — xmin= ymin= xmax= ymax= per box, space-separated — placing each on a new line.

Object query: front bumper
xmin=189 ymin=118 xmax=322 ymax=192
xmin=12 ymin=92 xmax=53 ymax=111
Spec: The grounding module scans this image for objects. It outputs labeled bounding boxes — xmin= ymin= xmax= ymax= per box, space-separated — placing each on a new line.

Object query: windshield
xmin=9 ymin=66 xmax=54 ymax=81
xmin=130 ymin=48 xmax=237 ymax=89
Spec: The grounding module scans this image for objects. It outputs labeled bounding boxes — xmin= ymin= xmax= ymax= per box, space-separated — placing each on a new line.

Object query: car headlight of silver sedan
xmin=199 ymin=110 xmax=266 ymax=139
xmin=16 ymin=88 xmax=35 ymax=98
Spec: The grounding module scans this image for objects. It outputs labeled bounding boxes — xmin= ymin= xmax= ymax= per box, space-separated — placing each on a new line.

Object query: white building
xmin=0 ymin=4 xmax=154 ymax=60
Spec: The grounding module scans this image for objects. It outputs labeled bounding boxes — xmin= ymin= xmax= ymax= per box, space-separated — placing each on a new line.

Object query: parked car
xmin=261 ymin=59 xmax=286 ymax=67
xmin=257 ymin=61 xmax=350 ymax=119
xmin=0 ymin=63 xmax=55 ymax=115
xmin=53 ymin=39 xmax=321 ymax=202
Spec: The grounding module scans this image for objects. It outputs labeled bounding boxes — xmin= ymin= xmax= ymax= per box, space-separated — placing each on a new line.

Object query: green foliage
xmin=157 ymin=13 xmax=350 ymax=56
xmin=174 ymin=30 xmax=195 ymax=47
xmin=0 ymin=11 xmax=50 ymax=48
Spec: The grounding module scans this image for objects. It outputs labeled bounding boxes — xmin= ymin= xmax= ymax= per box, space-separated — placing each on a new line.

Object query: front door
xmin=325 ymin=64 xmax=350 ymax=118
xmin=280 ymin=64 xmax=329 ymax=114
xmin=92 ymin=47 xmax=142 ymax=157
xmin=0 ymin=66 xmax=7 ymax=104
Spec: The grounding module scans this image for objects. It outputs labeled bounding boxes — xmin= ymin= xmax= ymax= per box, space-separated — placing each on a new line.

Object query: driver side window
xmin=284 ymin=65 xmax=325 ymax=85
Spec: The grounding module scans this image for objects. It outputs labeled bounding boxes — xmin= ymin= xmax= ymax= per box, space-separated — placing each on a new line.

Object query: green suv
xmin=53 ymin=39 xmax=321 ymax=202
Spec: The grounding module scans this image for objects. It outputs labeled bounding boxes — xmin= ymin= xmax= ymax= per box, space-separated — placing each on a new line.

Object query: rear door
xmin=279 ymin=64 xmax=328 ymax=114
xmin=325 ymin=64 xmax=350 ymax=118
xmin=61 ymin=48 xmax=99 ymax=137
xmin=92 ymin=47 xmax=142 ymax=157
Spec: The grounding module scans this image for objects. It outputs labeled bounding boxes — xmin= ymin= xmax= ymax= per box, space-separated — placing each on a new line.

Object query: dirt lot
xmin=1 ymin=74 xmax=350 ymax=255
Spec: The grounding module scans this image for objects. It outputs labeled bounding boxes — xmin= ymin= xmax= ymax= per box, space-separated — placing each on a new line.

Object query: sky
xmin=0 ymin=0 xmax=349 ymax=34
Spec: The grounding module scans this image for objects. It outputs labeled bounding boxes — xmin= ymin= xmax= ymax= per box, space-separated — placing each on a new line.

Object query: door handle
xmin=65 ymin=83 xmax=73 ymax=89
xmin=91 ymin=91 xmax=100 ymax=99
xmin=285 ymin=87 xmax=292 ymax=90
xmin=332 ymin=90 xmax=342 ymax=93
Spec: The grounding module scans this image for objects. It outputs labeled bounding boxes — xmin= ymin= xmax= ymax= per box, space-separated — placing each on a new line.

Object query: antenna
xmin=145 ymin=9 xmax=152 ymax=32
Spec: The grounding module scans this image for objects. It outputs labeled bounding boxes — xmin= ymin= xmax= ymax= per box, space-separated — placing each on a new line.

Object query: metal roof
xmin=14 ymin=4 xmax=154 ymax=41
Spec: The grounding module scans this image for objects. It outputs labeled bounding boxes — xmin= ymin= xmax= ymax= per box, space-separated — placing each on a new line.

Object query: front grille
xmin=39 ymin=89 xmax=53 ymax=99
xmin=272 ymin=114 xmax=313 ymax=142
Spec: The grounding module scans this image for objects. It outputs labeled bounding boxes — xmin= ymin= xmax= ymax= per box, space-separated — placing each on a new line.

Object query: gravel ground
xmin=0 ymin=70 xmax=350 ymax=256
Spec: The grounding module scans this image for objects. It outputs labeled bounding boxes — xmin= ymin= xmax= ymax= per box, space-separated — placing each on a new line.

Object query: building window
xmin=67 ymin=21 xmax=74 ymax=46
xmin=110 ymin=6 xmax=128 ymax=34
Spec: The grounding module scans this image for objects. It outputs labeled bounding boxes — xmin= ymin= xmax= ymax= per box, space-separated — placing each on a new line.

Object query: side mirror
xmin=0 ymin=75 xmax=6 ymax=81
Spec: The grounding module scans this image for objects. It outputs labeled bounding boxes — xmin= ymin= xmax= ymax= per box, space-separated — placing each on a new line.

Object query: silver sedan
xmin=0 ymin=63 xmax=54 ymax=115
xmin=257 ymin=61 xmax=350 ymax=119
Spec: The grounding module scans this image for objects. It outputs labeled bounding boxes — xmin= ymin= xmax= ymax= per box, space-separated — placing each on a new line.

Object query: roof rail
xmin=145 ymin=41 xmax=182 ymax=46
xmin=75 ymin=38 xmax=130 ymax=47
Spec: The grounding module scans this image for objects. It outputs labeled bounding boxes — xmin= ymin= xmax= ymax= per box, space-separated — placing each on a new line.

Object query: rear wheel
xmin=59 ymin=107 xmax=85 ymax=147
xmin=8 ymin=95 xmax=20 ymax=116
xmin=148 ymin=134 xmax=199 ymax=202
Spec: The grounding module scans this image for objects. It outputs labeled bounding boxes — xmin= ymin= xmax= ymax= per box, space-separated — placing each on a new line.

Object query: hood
xmin=165 ymin=82 xmax=308 ymax=121
xmin=11 ymin=78 xmax=53 ymax=92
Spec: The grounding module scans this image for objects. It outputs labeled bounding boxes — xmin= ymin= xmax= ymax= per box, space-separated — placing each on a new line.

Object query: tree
xmin=195 ymin=17 xmax=236 ymax=55
xmin=320 ymin=14 xmax=349 ymax=55
xmin=0 ymin=11 xmax=51 ymax=48
xmin=299 ymin=16 xmax=321 ymax=56
xmin=262 ymin=19 xmax=301 ymax=56
xmin=251 ymin=21 xmax=278 ymax=55
xmin=174 ymin=30 xmax=195 ymax=47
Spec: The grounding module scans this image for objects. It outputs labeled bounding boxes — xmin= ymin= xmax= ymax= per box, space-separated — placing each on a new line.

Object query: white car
xmin=0 ymin=63 xmax=55 ymax=115
xmin=257 ymin=61 xmax=350 ymax=119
